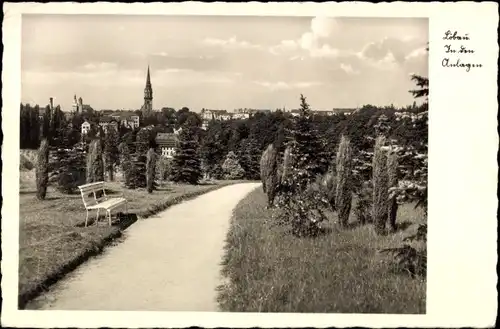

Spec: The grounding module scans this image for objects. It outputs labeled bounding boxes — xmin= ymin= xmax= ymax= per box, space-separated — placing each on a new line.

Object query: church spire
xmin=143 ymin=64 xmax=153 ymax=114
xmin=146 ymin=64 xmax=151 ymax=88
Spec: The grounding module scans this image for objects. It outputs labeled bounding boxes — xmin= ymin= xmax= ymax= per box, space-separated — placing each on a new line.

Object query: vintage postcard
xmin=1 ymin=2 xmax=498 ymax=328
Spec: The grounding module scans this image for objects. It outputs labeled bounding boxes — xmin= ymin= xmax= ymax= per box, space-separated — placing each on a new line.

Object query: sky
xmin=21 ymin=15 xmax=428 ymax=112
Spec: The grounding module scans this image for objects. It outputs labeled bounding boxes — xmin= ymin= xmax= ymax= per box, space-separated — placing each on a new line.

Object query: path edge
xmin=18 ymin=181 xmax=253 ymax=310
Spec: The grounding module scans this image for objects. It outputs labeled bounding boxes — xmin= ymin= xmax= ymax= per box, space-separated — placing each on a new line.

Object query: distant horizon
xmin=22 ymin=15 xmax=428 ymax=112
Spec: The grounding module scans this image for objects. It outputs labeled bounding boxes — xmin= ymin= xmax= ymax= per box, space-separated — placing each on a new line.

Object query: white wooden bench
xmin=78 ymin=181 xmax=128 ymax=227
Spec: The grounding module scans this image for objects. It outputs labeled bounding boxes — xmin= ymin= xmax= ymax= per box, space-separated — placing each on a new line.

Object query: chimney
xmin=49 ymin=97 xmax=54 ymax=110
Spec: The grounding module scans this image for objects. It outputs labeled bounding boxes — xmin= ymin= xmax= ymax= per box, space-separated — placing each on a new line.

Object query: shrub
xmin=222 ymin=151 xmax=245 ymax=180
xmin=372 ymin=136 xmax=389 ymax=235
xmin=387 ymin=149 xmax=399 ymax=232
xmin=156 ymin=156 xmax=173 ymax=184
xmin=335 ymin=135 xmax=354 ymax=227
xmin=35 ymin=139 xmax=50 ymax=200
xmin=146 ymin=148 xmax=157 ymax=193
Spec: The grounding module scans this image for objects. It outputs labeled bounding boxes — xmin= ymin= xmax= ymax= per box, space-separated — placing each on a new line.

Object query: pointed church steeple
xmin=143 ymin=64 xmax=153 ymax=114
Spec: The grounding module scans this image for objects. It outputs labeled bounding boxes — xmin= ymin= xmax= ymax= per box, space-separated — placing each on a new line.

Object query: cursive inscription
xmin=441 ymin=30 xmax=482 ymax=72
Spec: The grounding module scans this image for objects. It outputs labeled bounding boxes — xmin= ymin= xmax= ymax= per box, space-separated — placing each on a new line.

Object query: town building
xmin=98 ymin=116 xmax=119 ymax=132
xmin=71 ymin=94 xmax=93 ymax=113
xmin=155 ymin=132 xmax=178 ymax=159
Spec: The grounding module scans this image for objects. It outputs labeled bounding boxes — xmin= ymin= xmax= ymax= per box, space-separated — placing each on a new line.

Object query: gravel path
xmin=27 ymin=183 xmax=261 ymax=311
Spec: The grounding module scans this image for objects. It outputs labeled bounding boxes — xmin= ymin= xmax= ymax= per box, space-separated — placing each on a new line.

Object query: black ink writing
xmin=443 ymin=30 xmax=470 ymax=41
xmin=441 ymin=30 xmax=481 ymax=72
xmin=442 ymin=58 xmax=483 ymax=72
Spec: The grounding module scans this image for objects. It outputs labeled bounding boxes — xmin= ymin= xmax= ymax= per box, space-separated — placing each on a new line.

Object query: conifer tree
xmin=222 ymin=151 xmax=245 ymax=180
xmin=36 ymin=139 xmax=50 ymax=200
xmin=146 ymin=147 xmax=157 ymax=193
xmin=286 ymin=94 xmax=329 ymax=191
xmin=104 ymin=127 xmax=120 ymax=181
xmin=239 ymin=138 xmax=261 ymax=180
xmin=387 ymin=149 xmax=399 ymax=232
xmin=171 ymin=117 xmax=202 ymax=184
xmin=372 ymin=136 xmax=389 ymax=235
xmin=335 ymin=135 xmax=354 ymax=227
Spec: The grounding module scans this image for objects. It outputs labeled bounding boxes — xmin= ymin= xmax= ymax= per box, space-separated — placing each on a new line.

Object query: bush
xmin=146 ymin=148 xmax=157 ymax=193
xmin=335 ymin=135 xmax=354 ymax=227
xmin=372 ymin=136 xmax=389 ymax=235
xmin=36 ymin=139 xmax=50 ymax=200
xmin=222 ymin=151 xmax=245 ymax=180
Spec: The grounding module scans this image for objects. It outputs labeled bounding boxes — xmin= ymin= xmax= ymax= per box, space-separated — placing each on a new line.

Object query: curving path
xmin=27 ymin=183 xmax=261 ymax=311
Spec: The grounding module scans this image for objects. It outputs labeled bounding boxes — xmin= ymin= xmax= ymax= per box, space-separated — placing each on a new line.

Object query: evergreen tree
xmin=238 ymin=138 xmax=261 ymax=180
xmin=146 ymin=147 xmax=158 ymax=193
xmin=286 ymin=94 xmax=329 ymax=191
xmin=171 ymin=117 xmax=202 ymax=184
xmin=222 ymin=151 xmax=245 ymax=180
xmin=36 ymin=139 xmax=50 ymax=200
xmin=118 ymin=141 xmax=133 ymax=187
xmin=335 ymin=135 xmax=354 ymax=227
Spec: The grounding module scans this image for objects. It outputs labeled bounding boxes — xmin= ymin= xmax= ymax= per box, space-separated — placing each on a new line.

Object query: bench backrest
xmin=78 ymin=181 xmax=107 ymax=208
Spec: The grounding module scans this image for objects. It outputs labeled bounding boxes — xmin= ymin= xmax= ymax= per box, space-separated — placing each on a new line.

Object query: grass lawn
xmin=19 ymin=169 xmax=244 ymax=308
xmin=217 ymin=188 xmax=427 ymax=313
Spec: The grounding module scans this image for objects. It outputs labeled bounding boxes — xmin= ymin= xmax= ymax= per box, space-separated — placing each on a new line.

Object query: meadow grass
xmin=218 ymin=188 xmax=426 ymax=313
xmin=18 ymin=167 xmax=243 ymax=308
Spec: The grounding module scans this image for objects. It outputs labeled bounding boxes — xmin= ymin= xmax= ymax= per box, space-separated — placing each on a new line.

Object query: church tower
xmin=143 ymin=65 xmax=153 ymax=114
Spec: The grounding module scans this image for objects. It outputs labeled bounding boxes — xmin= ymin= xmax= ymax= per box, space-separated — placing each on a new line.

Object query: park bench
xmin=78 ymin=181 xmax=128 ymax=227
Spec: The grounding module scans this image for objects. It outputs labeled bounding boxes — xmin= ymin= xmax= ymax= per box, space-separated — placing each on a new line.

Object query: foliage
xmin=171 ymin=119 xmax=202 ymax=184
xmin=319 ymin=170 xmax=336 ymax=212
xmin=35 ymin=139 xmax=50 ymax=200
xmin=222 ymin=151 xmax=245 ymax=180
xmin=335 ymin=135 xmax=354 ymax=227
xmin=372 ymin=136 xmax=389 ymax=235
xmin=20 ymin=103 xmax=41 ymax=149
xmin=146 ymin=148 xmax=158 ymax=193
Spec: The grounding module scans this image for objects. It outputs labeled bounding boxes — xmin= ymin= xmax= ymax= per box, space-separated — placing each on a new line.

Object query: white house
xmin=155 ymin=132 xmax=178 ymax=159
xmin=81 ymin=121 xmax=91 ymax=135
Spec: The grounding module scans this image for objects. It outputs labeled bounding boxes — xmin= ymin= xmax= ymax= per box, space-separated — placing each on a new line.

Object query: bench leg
xmin=85 ymin=209 xmax=89 ymax=227
xmin=95 ymin=209 xmax=100 ymax=226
